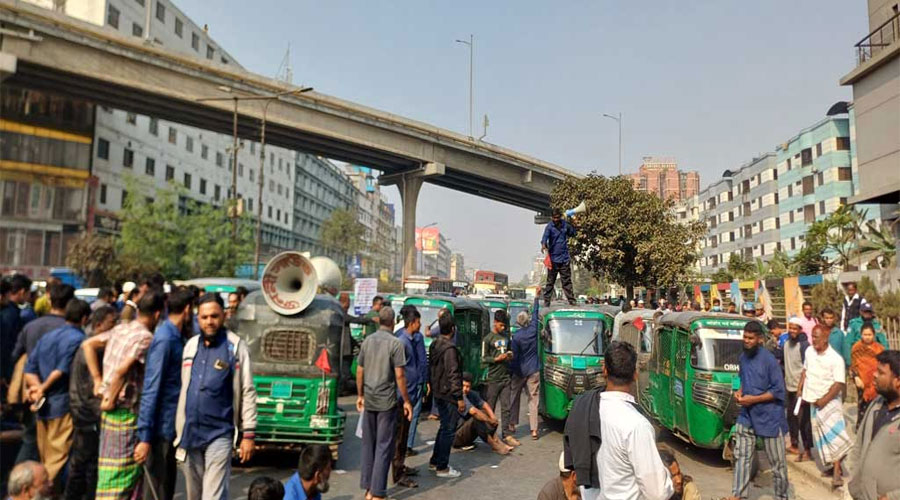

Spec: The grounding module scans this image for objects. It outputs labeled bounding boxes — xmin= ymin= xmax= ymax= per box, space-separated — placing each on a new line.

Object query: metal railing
xmin=856 ymin=10 xmax=900 ymax=65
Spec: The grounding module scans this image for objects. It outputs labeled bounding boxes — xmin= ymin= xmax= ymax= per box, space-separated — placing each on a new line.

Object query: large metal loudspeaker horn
xmin=261 ymin=251 xmax=318 ymax=315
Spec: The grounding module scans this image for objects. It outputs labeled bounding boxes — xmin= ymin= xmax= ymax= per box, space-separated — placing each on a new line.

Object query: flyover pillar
xmin=399 ymin=175 xmax=424 ymax=280
xmin=378 ymin=162 xmax=445 ymax=282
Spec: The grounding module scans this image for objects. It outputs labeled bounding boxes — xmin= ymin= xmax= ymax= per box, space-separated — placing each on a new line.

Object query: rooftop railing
xmin=856 ymin=10 xmax=900 ymax=65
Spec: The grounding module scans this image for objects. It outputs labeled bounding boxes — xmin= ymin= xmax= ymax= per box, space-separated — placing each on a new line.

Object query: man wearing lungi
xmin=83 ymin=292 xmax=165 ymax=500
xmin=797 ymin=324 xmax=852 ymax=490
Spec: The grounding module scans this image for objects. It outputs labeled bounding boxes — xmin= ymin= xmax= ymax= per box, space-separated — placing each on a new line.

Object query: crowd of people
xmin=0 ymin=273 xmax=331 ymax=500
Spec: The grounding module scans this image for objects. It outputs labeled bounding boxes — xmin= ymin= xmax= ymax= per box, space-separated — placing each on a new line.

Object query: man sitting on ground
xmin=657 ymin=448 xmax=700 ymax=500
xmin=453 ymin=372 xmax=512 ymax=455
xmin=284 ymin=444 xmax=333 ymax=500
xmin=537 ymin=452 xmax=581 ymax=500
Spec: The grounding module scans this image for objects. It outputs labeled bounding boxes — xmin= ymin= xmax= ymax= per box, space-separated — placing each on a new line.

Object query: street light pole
xmin=603 ymin=112 xmax=623 ymax=175
xmin=231 ymin=97 xmax=239 ymax=242
xmin=455 ymin=35 xmax=474 ymax=138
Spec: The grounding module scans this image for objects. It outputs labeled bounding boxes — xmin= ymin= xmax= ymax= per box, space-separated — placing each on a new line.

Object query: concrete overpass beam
xmin=0 ymin=52 xmax=16 ymax=82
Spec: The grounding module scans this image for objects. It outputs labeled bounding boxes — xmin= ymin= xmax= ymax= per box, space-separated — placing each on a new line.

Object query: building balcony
xmin=843 ymin=10 xmax=900 ymax=85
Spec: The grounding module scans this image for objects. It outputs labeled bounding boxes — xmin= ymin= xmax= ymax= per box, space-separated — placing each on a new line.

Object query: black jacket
xmin=563 ymin=388 xmax=602 ymax=490
xmin=430 ymin=335 xmax=463 ymax=402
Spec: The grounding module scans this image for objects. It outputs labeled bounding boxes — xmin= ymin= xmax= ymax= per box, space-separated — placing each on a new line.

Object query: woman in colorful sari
xmin=850 ymin=323 xmax=884 ymax=429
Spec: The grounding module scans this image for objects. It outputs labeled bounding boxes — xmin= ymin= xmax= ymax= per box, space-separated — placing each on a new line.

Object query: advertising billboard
xmin=420 ymin=227 xmax=440 ymax=255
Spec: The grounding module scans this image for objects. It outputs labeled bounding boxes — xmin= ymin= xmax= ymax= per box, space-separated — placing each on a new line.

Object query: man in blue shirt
xmin=509 ymin=297 xmax=541 ymax=440
xmin=391 ymin=307 xmax=423 ymax=488
xmin=284 ymin=444 xmax=333 ymax=500
xmin=405 ymin=310 xmax=429 ymax=453
xmin=730 ymin=321 xmax=789 ymax=500
xmin=23 ymin=298 xmax=91 ymax=486
xmin=175 ymin=293 xmax=257 ymax=500
xmin=541 ymin=208 xmax=577 ymax=306
xmin=134 ymin=287 xmax=194 ymax=500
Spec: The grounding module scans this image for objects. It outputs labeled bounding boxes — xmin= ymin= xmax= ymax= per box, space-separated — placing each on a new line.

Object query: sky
xmin=176 ymin=0 xmax=866 ymax=281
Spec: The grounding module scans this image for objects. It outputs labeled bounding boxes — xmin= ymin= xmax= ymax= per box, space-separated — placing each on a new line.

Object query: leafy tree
xmin=321 ymin=208 xmax=366 ymax=269
xmin=810 ymin=280 xmax=843 ymax=317
xmin=708 ymin=268 xmax=734 ymax=284
xmin=767 ymin=250 xmax=797 ymax=278
xmin=65 ymin=233 xmax=120 ymax=287
xmin=726 ymin=254 xmax=755 ymax=280
xmin=118 ymin=179 xmax=187 ymax=279
xmin=792 ymin=220 xmax=831 ymax=275
xmin=181 ymin=200 xmax=254 ymax=277
xmin=550 ymin=175 xmax=705 ymax=300
xmin=855 ymin=218 xmax=897 ymax=269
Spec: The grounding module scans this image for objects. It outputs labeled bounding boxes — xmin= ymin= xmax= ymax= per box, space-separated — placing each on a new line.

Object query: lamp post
xmin=196 ymin=85 xmax=313 ymax=271
xmin=455 ymin=35 xmax=474 ymax=139
xmin=602 ymin=112 xmax=622 ymax=175
xmin=254 ymin=87 xmax=314 ymax=278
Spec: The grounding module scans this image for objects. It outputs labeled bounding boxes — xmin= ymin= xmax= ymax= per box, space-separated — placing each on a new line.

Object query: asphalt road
xmin=174 ymin=395 xmax=837 ymax=499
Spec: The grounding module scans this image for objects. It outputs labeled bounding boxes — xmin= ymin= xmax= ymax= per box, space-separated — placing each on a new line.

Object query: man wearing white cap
xmin=538 ymin=452 xmax=581 ymax=500
xmin=120 ymin=282 xmax=140 ymax=322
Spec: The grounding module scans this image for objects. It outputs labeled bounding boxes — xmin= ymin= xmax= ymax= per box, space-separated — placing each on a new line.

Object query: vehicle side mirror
xmin=690 ymin=333 xmax=702 ymax=350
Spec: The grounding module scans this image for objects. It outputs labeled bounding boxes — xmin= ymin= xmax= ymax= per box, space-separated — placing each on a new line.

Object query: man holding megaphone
xmin=541 ymin=205 xmax=581 ymax=306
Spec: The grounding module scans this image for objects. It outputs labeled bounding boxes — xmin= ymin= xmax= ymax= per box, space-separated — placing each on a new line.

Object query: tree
xmin=726 ymin=254 xmax=754 ymax=280
xmin=792 ymin=219 xmax=831 ymax=275
xmin=182 ymin=200 xmax=254 ymax=277
xmin=550 ymin=175 xmax=706 ymax=300
xmin=65 ymin=233 xmax=120 ymax=287
xmin=810 ymin=280 xmax=843 ymax=317
xmin=118 ymin=178 xmax=187 ymax=279
xmin=855 ymin=218 xmax=897 ymax=269
xmin=321 ymin=208 xmax=366 ymax=269
xmin=708 ymin=268 xmax=734 ymax=284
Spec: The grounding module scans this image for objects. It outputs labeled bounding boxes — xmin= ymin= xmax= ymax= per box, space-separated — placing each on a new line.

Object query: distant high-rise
xmin=627 ymin=157 xmax=700 ymax=202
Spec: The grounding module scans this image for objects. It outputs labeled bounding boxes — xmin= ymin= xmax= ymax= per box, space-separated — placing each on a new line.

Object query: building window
xmin=269 ymin=180 xmax=274 ymax=192
xmin=174 ymin=17 xmax=183 ymax=37
xmin=123 ymin=148 xmax=134 ymax=168
xmin=191 ymin=33 xmax=199 ymax=51
xmin=804 ymin=205 xmax=815 ymax=223
xmin=816 ymin=143 xmax=822 ymax=157
xmin=100 ymin=184 xmax=107 ymax=204
xmin=97 ymin=138 xmax=110 ymax=159
xmin=817 ymin=172 xmax=824 ymax=186
xmin=107 ymin=5 xmax=120 ymax=29
xmin=168 ymin=127 xmax=177 ymax=144
xmin=277 ymin=209 xmax=281 ymax=221
xmin=790 ymin=237 xmax=796 ymax=251
xmin=184 ymin=173 xmax=191 ymax=190
xmin=206 ymin=45 xmax=215 ymax=60
xmin=839 ymin=197 xmax=847 ymax=206
xmin=186 ymin=136 xmax=193 ymax=153
xmin=836 ymin=137 xmax=850 ymax=150
xmin=802 ymin=175 xmax=814 ymax=195
xmin=837 ymin=167 xmax=852 ymax=181
xmin=121 ymin=189 xmax=128 ymax=209
xmin=145 ymin=158 xmax=155 ymax=176
xmin=156 ymin=2 xmax=165 ymax=22
xmin=132 ymin=23 xmax=143 ymax=37
xmin=147 ymin=117 xmax=158 ymax=136
xmin=801 ymin=148 xmax=812 ymax=166
xmin=775 ymin=217 xmax=780 ymax=229
xmin=772 ymin=168 xmax=778 ymax=180
xmin=165 ymin=165 xmax=174 ymax=181
xmin=786 ymin=158 xmax=791 ymax=170
xmin=214 ymin=184 xmax=221 ymax=201
xmin=277 ymin=184 xmax=283 ymax=195
xmin=201 ymin=144 xmax=208 ymax=159
xmin=216 ymin=152 xmax=223 ymax=167
xmin=221 ymin=57 xmax=228 ymax=65
xmin=819 ymin=200 xmax=826 ymax=215
xmin=199 ymin=178 xmax=207 ymax=195
xmin=249 ymin=169 xmax=255 ymax=182
xmin=789 ymin=211 xmax=795 ymax=224
xmin=268 ymin=205 xmax=273 ymax=218
xmin=126 ymin=112 xmax=137 ymax=125
xmin=247 ymin=198 xmax=253 ymax=211
xmin=238 ymin=163 xmax=244 ymax=177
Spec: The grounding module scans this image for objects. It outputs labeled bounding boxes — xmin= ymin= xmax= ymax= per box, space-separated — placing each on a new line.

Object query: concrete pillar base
xmin=400 ymin=175 xmax=424 ymax=281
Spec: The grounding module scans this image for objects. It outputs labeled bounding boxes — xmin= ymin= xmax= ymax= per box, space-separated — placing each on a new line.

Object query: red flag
xmin=314 ymin=348 xmax=331 ymax=374
xmin=633 ymin=316 xmax=645 ymax=331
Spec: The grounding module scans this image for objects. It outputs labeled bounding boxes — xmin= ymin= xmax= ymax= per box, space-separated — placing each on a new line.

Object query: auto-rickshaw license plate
xmin=310 ymin=415 xmax=329 ymax=429
xmin=271 ymin=381 xmax=293 ymax=399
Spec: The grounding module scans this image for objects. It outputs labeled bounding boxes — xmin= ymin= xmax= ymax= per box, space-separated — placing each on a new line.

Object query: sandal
xmin=531 ymin=431 xmax=539 ymax=440
xmin=796 ymin=452 xmax=810 ymax=463
xmin=395 ymin=477 xmax=419 ymax=488
xmin=832 ymin=477 xmax=844 ymax=489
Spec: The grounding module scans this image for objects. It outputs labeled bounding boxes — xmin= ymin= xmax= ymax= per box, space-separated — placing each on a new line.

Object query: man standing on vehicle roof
xmin=542 ymin=208 xmax=577 ymax=306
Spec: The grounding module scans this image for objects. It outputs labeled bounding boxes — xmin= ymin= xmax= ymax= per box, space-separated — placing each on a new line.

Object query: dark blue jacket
xmin=411 ymin=330 xmax=428 ymax=385
xmin=396 ymin=328 xmax=423 ymax=402
xmin=511 ymin=297 xmax=541 ymax=378
xmin=137 ymin=319 xmax=187 ymax=443
xmin=19 ymin=305 xmax=36 ymax=326
xmin=541 ymin=220 xmax=576 ymax=264
xmin=0 ymin=302 xmax=22 ymax=380
xmin=24 ymin=324 xmax=84 ymax=420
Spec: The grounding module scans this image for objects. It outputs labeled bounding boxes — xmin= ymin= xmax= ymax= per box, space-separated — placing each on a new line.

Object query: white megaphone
xmin=565 ymin=201 xmax=586 ymax=217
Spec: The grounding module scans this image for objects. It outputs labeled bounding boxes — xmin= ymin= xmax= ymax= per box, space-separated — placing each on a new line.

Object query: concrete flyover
xmin=0 ymin=0 xmax=581 ymax=276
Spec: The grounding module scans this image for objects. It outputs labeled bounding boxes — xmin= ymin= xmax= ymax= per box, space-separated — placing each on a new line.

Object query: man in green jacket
xmin=842 ymin=303 xmax=889 ymax=366
xmin=363 ymin=296 xmax=384 ymax=337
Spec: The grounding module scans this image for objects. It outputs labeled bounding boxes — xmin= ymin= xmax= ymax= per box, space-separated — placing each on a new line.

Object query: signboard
xmin=421 ymin=227 xmax=439 ymax=255
xmin=353 ymin=278 xmax=378 ymax=316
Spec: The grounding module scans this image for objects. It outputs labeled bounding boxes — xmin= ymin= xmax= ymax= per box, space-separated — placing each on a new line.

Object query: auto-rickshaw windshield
xmin=417 ymin=306 xmax=444 ymax=332
xmin=547 ymin=318 xmax=604 ymax=355
xmin=692 ymin=328 xmax=744 ymax=372
xmin=508 ymin=305 xmax=529 ymax=321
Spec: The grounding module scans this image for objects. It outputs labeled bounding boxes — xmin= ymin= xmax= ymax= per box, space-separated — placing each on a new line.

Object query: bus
xmin=473 ymin=270 xmax=508 ymax=295
xmin=402 ymin=276 xmax=458 ymax=295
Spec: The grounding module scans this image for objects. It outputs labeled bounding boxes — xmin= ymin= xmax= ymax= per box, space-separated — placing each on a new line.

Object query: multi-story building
xmin=421 ymin=232 xmax=451 ymax=278
xmin=840 ymin=0 xmax=900 ymax=208
xmin=0 ymin=87 xmax=95 ymax=278
xmin=627 ymin=156 xmax=700 ymax=202
xmin=343 ymin=166 xmax=399 ymax=280
xmin=292 ymin=154 xmax=356 ymax=258
xmin=776 ymin=115 xmax=855 ymax=257
xmin=449 ymin=253 xmax=466 ymax=281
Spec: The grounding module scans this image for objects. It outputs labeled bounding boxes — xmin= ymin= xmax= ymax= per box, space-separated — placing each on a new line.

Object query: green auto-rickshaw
xmin=642 ymin=312 xmax=757 ymax=458
xmin=538 ymin=304 xmax=615 ymax=421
